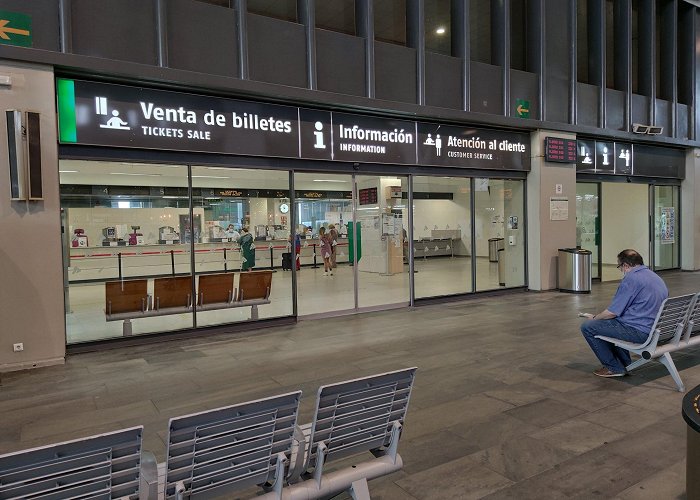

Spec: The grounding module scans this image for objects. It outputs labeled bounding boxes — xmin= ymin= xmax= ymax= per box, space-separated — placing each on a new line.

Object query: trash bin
xmin=558 ymin=248 xmax=591 ymax=293
xmin=683 ymin=385 xmax=700 ymax=500
xmin=497 ymin=248 xmax=505 ymax=286
xmin=489 ymin=238 xmax=505 ymax=262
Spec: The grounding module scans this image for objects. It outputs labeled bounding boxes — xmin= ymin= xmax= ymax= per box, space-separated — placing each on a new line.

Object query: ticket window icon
xmin=96 ymin=97 xmax=130 ymax=130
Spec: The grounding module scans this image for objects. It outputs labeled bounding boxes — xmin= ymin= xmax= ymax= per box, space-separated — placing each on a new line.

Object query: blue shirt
xmin=608 ymin=265 xmax=668 ymax=333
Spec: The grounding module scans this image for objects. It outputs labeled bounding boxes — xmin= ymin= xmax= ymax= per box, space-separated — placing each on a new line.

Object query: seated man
xmin=580 ymin=249 xmax=668 ymax=377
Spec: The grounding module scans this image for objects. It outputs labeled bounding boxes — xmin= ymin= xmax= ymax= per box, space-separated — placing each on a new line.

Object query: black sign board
xmin=576 ymin=139 xmax=596 ymax=172
xmin=59 ymin=79 xmax=301 ymax=158
xmin=595 ymin=141 xmax=615 ymax=173
xmin=614 ymin=142 xmax=633 ymax=175
xmin=57 ymin=78 xmax=531 ymax=171
xmin=417 ymin=123 xmax=530 ymax=170
xmin=544 ymin=137 xmax=577 ymax=163
xmin=331 ymin=113 xmax=417 ymax=164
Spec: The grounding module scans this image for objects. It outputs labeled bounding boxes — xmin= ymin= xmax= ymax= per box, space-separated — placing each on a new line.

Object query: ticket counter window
xmin=60 ymin=160 xmax=193 ymax=343
xmin=412 ymin=176 xmax=472 ymax=297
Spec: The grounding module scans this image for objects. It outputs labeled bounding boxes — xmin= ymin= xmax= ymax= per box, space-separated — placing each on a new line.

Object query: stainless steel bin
xmin=558 ymin=248 xmax=592 ymax=293
xmin=683 ymin=385 xmax=700 ymax=500
xmin=489 ymin=238 xmax=505 ymax=262
xmin=497 ymin=248 xmax=505 ymax=286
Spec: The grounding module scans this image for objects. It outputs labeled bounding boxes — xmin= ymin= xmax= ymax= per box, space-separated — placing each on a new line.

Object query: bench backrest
xmin=237 ymin=270 xmax=272 ymax=301
xmin=164 ymin=391 xmax=302 ymax=500
xmin=105 ymin=279 xmax=149 ymax=315
xmin=305 ymin=367 xmax=417 ymax=470
xmin=653 ymin=293 xmax=696 ymax=344
xmin=0 ymin=427 xmax=143 ymax=500
xmin=197 ymin=273 xmax=235 ymax=305
xmin=154 ymin=276 xmax=192 ymax=309
xmin=683 ymin=292 xmax=700 ymax=336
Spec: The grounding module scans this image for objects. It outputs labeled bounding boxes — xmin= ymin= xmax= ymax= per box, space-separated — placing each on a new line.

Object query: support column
xmin=527 ymin=130 xmax=577 ymax=291
xmin=681 ymin=148 xmax=700 ymax=270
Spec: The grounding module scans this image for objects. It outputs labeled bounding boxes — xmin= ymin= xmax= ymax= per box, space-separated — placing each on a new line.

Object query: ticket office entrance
xmin=575 ymin=178 xmax=680 ymax=282
xmin=60 ymin=158 xmax=527 ymax=344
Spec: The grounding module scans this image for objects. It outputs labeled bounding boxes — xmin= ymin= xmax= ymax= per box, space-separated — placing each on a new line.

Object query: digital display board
xmin=544 ymin=137 xmax=577 ymax=163
xmin=358 ymin=187 xmax=378 ymax=205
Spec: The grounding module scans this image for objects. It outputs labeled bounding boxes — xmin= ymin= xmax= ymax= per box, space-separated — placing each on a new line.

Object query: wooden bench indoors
xmin=594 ymin=292 xmax=700 ymax=392
xmin=105 ymin=270 xmax=273 ymax=335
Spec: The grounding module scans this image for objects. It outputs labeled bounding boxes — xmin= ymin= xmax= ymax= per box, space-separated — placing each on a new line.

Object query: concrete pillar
xmin=681 ymin=148 xmax=700 ymax=270
xmin=527 ymin=130 xmax=577 ymax=290
xmin=0 ymin=61 xmax=65 ymax=371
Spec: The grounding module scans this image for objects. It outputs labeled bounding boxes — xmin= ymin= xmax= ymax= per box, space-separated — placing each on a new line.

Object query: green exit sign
xmin=0 ymin=10 xmax=32 ymax=47
xmin=515 ymin=99 xmax=530 ymax=118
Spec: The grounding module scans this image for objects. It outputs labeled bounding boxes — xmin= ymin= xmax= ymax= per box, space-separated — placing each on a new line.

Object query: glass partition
xmin=653 ymin=185 xmax=679 ymax=270
xmin=294 ymin=173 xmax=355 ymax=316
xmin=191 ymin=167 xmax=293 ymax=327
xmin=475 ymin=178 xmax=526 ymax=291
xmin=355 ymin=175 xmax=410 ymax=308
xmin=576 ymin=183 xmax=600 ymax=279
xmin=60 ymin=160 xmax=193 ymax=343
xmin=413 ymin=176 xmax=472 ymax=298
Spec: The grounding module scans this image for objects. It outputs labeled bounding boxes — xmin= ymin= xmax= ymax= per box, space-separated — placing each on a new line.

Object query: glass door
xmin=576 ymin=183 xmax=600 ymax=279
xmin=294 ymin=172 xmax=355 ymax=316
xmin=355 ymin=175 xmax=410 ymax=309
xmin=652 ymin=185 xmax=680 ymax=270
xmin=412 ymin=176 xmax=472 ymax=297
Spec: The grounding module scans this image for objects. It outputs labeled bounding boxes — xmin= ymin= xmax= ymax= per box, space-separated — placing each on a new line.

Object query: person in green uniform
xmin=238 ymin=227 xmax=255 ymax=271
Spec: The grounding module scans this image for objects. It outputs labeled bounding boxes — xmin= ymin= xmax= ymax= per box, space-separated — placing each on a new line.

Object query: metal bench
xmin=266 ymin=367 xmax=418 ymax=500
xmin=594 ymin=293 xmax=698 ymax=392
xmin=163 ymin=391 xmax=302 ymax=500
xmin=0 ymin=426 xmax=149 ymax=500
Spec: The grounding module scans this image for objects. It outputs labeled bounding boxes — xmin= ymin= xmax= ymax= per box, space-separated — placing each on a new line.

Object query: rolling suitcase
xmin=282 ymin=252 xmax=292 ymax=271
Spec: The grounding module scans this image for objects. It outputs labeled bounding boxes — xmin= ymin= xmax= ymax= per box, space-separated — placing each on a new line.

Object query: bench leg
xmin=250 ymin=304 xmax=259 ymax=320
xmin=348 ymin=478 xmax=371 ymax=500
xmin=659 ymin=352 xmax=685 ymax=392
xmin=123 ymin=319 xmax=133 ymax=337
xmin=625 ymin=357 xmax=649 ymax=372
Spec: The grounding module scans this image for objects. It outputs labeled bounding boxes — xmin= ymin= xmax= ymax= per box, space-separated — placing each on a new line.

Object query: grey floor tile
xmin=504 ymin=398 xmax=586 ymax=428
xmin=529 ymin=418 xmax=625 ymax=455
xmin=612 ymin=459 xmax=686 ymax=500
xmin=580 ymin=403 xmax=666 ymax=434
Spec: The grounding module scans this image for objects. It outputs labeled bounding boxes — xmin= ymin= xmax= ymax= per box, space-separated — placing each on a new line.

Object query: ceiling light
xmin=435 ymin=27 xmax=446 ymax=35
xmin=59 ymin=170 xmax=79 ymax=173
xmin=191 ymin=175 xmax=229 ymax=179
xmin=313 ymin=179 xmax=348 ymax=182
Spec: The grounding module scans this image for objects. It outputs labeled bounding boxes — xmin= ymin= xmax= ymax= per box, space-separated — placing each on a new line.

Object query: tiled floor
xmin=2 ymin=270 xmax=699 ymax=499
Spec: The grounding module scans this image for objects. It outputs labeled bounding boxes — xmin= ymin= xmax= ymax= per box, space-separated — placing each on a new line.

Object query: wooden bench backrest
xmin=154 ymin=276 xmax=192 ymax=309
xmin=198 ymin=273 xmax=235 ymax=305
xmin=237 ymin=270 xmax=272 ymax=301
xmin=654 ymin=293 xmax=696 ymax=343
xmin=105 ymin=280 xmax=149 ymax=315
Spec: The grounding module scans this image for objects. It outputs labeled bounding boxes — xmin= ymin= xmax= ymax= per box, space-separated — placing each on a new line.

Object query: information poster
xmin=549 ymin=197 xmax=569 ymax=221
xmin=660 ymin=207 xmax=675 ymax=244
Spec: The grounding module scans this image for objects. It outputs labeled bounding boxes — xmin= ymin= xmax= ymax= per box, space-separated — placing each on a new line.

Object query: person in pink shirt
xmin=319 ymin=226 xmax=333 ymax=276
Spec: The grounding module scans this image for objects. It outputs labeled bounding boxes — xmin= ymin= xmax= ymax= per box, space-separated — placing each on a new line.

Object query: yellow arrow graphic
xmin=0 ymin=19 xmax=30 ymax=40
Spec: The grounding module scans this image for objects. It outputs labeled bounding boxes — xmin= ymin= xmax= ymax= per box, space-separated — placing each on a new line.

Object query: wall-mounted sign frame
xmin=57 ymin=78 xmax=531 ymax=171
xmin=576 ymin=138 xmax=683 ymax=179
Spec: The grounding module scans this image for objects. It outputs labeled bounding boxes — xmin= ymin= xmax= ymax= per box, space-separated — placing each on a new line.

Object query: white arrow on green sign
xmin=0 ymin=11 xmax=32 ymax=47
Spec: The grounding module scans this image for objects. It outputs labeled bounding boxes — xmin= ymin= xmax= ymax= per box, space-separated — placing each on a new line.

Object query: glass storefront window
xmin=475 ymin=178 xmax=526 ymax=291
xmin=191 ymin=167 xmax=293 ymax=327
xmin=653 ymin=185 xmax=679 ymax=270
xmin=413 ymin=176 xmax=472 ymax=297
xmin=60 ymin=160 xmax=193 ymax=343
xmin=576 ymin=183 xmax=600 ymax=279
xmin=355 ymin=176 xmax=410 ymax=308
xmin=294 ymin=173 xmax=355 ymax=316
